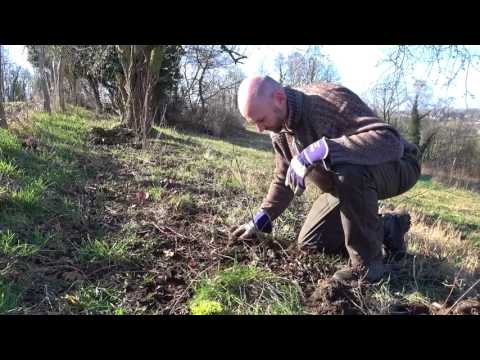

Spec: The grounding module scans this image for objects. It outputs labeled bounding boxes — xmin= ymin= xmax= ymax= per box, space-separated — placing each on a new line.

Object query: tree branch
xmin=220 ymin=45 xmax=247 ymax=64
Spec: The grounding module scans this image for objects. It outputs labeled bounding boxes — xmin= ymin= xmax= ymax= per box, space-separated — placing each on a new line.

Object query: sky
xmin=4 ymin=45 xmax=480 ymax=109
xmin=239 ymin=45 xmax=390 ymax=98
xmin=239 ymin=45 xmax=480 ymax=109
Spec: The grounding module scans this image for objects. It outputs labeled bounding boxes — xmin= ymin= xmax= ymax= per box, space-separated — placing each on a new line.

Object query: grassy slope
xmin=1 ymin=110 xmax=479 ymax=314
xmin=383 ymin=175 xmax=480 ymax=245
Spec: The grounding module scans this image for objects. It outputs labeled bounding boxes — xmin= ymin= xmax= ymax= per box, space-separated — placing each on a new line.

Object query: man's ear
xmin=272 ymin=89 xmax=285 ymax=106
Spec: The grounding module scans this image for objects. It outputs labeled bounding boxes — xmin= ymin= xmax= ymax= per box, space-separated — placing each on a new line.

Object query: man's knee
xmin=297 ymin=211 xmax=346 ymax=255
xmin=297 ymin=234 xmax=347 ymax=257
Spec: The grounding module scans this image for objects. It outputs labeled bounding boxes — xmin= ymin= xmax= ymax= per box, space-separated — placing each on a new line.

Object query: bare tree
xmin=181 ymin=45 xmax=245 ymax=116
xmin=274 ymin=53 xmax=287 ymax=85
xmin=304 ymin=46 xmax=340 ymax=84
xmin=369 ymin=74 xmax=408 ymax=127
xmin=286 ymin=51 xmax=306 ymax=87
xmin=116 ymin=45 xmax=182 ymax=139
xmin=284 ymin=46 xmax=340 ymax=87
xmin=384 ymin=45 xmax=480 ymax=108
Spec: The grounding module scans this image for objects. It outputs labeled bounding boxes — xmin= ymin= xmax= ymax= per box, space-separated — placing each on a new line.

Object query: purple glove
xmin=285 ymin=137 xmax=329 ymax=195
xmin=253 ymin=209 xmax=272 ymax=233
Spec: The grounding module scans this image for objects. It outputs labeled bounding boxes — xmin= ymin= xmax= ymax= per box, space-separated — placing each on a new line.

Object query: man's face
xmin=244 ymin=96 xmax=284 ymax=134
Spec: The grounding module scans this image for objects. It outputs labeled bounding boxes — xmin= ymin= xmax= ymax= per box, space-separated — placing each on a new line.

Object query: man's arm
xmin=260 ymin=137 xmax=294 ymax=221
xmin=325 ymin=127 xmax=404 ymax=167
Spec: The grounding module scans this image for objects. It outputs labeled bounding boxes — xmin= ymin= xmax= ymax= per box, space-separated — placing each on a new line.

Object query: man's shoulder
xmin=295 ymin=82 xmax=344 ymax=96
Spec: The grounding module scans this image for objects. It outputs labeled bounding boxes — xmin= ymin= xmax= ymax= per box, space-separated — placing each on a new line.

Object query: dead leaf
xmin=188 ymin=259 xmax=198 ymax=268
xmin=163 ymin=250 xmax=175 ymax=258
xmin=135 ymin=191 xmax=150 ymax=204
xmin=64 ymin=294 xmax=79 ymax=305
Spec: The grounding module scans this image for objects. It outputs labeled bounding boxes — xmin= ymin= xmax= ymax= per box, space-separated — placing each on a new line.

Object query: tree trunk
xmin=37 ymin=45 xmax=51 ymax=114
xmin=74 ymin=77 xmax=80 ymax=106
xmin=117 ymin=45 xmax=138 ymax=131
xmin=87 ymin=76 xmax=103 ymax=115
xmin=198 ymin=64 xmax=208 ymax=119
xmin=51 ymin=58 xmax=58 ymax=109
xmin=10 ymin=70 xmax=19 ymax=101
xmin=68 ymin=75 xmax=77 ymax=106
xmin=58 ymin=53 xmax=66 ymax=112
xmin=409 ymin=94 xmax=421 ymax=146
xmin=116 ymin=45 xmax=163 ymax=138
xmin=116 ymin=73 xmax=128 ymax=123
xmin=0 ymin=45 xmax=7 ymax=128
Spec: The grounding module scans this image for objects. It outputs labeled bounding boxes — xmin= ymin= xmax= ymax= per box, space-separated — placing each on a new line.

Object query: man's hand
xmin=285 ymin=155 xmax=309 ymax=195
xmin=285 ymin=137 xmax=329 ymax=195
xmin=230 ymin=221 xmax=257 ymax=241
xmin=229 ymin=210 xmax=272 ymax=242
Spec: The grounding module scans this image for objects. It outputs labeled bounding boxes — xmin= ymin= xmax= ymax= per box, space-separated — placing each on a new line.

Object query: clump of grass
xmin=0 ymin=280 xmax=22 ymax=314
xmin=61 ymin=285 xmax=125 ymax=315
xmin=0 ymin=159 xmax=20 ymax=177
xmin=10 ymin=177 xmax=47 ymax=214
xmin=0 ymin=229 xmax=50 ymax=257
xmin=218 ymin=172 xmax=243 ymax=193
xmin=0 ymin=127 xmax=22 ymax=158
xmin=169 ymin=193 xmax=197 ymax=214
xmin=148 ymin=186 xmax=166 ymax=201
xmin=77 ymin=238 xmax=129 ymax=264
xmin=189 ymin=264 xmax=304 ymax=315
xmin=407 ymin=210 xmax=479 ymax=274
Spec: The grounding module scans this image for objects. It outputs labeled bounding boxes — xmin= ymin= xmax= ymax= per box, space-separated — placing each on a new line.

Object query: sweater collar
xmin=283 ymin=86 xmax=303 ymax=132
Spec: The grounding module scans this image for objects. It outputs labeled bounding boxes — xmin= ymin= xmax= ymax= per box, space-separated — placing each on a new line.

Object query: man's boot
xmin=332 ymin=259 xmax=386 ymax=285
xmin=382 ymin=212 xmax=411 ymax=261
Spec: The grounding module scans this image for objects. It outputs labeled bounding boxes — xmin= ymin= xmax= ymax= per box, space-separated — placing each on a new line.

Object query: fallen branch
xmin=444 ymin=277 xmax=480 ymax=315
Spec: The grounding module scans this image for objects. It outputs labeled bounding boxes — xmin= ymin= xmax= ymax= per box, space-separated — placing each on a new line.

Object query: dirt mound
xmin=304 ymin=279 xmax=362 ymax=314
xmin=88 ymin=126 xmax=137 ymax=146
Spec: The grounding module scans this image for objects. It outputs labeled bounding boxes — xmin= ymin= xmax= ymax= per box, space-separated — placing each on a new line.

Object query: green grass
xmin=384 ymin=175 xmax=480 ymax=245
xmin=0 ymin=109 xmax=92 ymax=230
xmin=0 ymin=107 xmax=104 ymax=313
xmin=77 ymin=238 xmax=130 ymax=264
xmin=189 ymin=264 xmax=304 ymax=315
xmin=0 ymin=159 xmax=19 ymax=177
xmin=0 ymin=228 xmax=51 ymax=257
xmin=0 ymin=280 xmax=22 ymax=314
xmin=148 ymin=186 xmax=166 ymax=201
xmin=61 ymin=285 xmax=125 ymax=315
xmin=168 ymin=192 xmax=197 ymax=214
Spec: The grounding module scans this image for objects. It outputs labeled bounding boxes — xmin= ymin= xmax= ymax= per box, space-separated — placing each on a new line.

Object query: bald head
xmin=236 ymin=75 xmax=287 ymax=133
xmin=237 ymin=76 xmax=282 ymax=118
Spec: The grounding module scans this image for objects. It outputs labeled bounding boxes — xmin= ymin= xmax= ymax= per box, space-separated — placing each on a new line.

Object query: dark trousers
xmin=297 ymin=149 xmax=421 ymax=267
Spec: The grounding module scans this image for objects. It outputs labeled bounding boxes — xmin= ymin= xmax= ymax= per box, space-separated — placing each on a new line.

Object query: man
xmin=230 ymin=75 xmax=420 ymax=284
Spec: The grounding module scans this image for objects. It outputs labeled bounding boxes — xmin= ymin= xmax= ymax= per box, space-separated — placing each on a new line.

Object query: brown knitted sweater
xmin=260 ymin=82 xmax=417 ymax=221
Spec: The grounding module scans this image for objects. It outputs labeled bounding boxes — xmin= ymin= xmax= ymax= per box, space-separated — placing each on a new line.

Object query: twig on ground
xmin=444 ymin=277 xmax=480 ymax=315
xmin=412 ymin=255 xmax=419 ymax=292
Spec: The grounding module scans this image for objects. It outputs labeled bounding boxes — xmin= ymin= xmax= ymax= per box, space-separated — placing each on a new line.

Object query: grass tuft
xmin=189 ymin=264 xmax=304 ymax=315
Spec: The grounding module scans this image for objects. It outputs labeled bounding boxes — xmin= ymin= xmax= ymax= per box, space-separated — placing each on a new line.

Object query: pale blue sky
xmin=5 ymin=45 xmax=480 ymax=109
xmin=239 ymin=45 xmax=480 ymax=109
